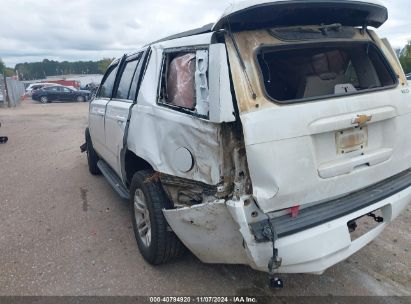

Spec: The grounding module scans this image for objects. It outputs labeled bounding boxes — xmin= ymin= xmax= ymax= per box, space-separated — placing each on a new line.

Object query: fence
xmin=0 ymin=75 xmax=5 ymax=108
xmin=0 ymin=75 xmax=26 ymax=107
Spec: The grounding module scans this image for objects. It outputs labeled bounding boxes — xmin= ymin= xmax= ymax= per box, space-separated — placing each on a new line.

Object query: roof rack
xmin=148 ymin=23 xmax=214 ymax=46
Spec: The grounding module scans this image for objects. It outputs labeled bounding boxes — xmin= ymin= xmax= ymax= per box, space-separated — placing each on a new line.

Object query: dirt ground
xmin=0 ymin=100 xmax=410 ymax=299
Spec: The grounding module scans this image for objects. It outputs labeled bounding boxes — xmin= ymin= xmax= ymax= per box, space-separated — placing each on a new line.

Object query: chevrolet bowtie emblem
xmin=352 ymin=114 xmax=372 ymax=126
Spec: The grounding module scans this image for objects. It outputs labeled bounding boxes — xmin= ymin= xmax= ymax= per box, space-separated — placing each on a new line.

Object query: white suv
xmin=84 ymin=0 xmax=411 ymax=278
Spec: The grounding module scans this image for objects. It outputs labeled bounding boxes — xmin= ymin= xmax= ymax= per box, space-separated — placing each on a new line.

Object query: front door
xmin=89 ymin=62 xmax=119 ymax=159
xmin=59 ymin=87 xmax=73 ymax=101
xmin=46 ymin=86 xmax=60 ymax=100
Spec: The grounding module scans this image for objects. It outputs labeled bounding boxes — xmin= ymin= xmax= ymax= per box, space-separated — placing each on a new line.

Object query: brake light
xmin=289 ymin=205 xmax=300 ymax=218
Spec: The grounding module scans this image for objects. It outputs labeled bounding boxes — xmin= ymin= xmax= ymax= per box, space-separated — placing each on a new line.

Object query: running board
xmin=97 ymin=160 xmax=130 ymax=200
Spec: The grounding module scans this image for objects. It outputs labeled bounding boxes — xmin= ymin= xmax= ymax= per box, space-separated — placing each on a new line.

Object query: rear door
xmin=89 ymin=61 xmax=120 ymax=159
xmin=104 ymin=53 xmax=142 ymax=176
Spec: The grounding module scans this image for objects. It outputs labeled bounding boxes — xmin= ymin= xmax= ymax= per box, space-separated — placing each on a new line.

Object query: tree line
xmin=0 ymin=59 xmax=14 ymax=77
xmin=0 ymin=58 xmax=113 ymax=80
xmin=1 ymin=41 xmax=410 ymax=80
xmin=399 ymin=41 xmax=411 ymax=74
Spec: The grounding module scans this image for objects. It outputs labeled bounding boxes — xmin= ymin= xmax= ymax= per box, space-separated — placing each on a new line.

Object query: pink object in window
xmin=167 ymin=53 xmax=196 ymax=110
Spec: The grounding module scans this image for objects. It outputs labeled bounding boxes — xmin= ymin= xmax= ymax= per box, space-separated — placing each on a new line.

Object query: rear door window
xmin=157 ymin=50 xmax=209 ymax=117
xmin=115 ymin=57 xmax=140 ymax=100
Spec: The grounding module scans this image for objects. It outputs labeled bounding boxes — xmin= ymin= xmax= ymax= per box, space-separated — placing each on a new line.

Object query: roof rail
xmin=148 ymin=23 xmax=214 ymax=46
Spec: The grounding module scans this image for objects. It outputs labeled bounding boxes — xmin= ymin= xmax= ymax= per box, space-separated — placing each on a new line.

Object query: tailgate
xmin=225 ymin=31 xmax=411 ymax=213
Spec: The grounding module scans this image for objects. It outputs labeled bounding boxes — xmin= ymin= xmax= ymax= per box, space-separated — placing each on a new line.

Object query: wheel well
xmin=125 ymin=150 xmax=153 ymax=186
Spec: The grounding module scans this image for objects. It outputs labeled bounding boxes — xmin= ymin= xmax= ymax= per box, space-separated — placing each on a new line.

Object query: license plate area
xmin=336 ymin=127 xmax=368 ymax=154
xmin=347 ymin=208 xmax=383 ymax=241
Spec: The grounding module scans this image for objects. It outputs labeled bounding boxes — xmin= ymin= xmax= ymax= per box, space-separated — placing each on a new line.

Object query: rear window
xmin=257 ymin=42 xmax=397 ymax=104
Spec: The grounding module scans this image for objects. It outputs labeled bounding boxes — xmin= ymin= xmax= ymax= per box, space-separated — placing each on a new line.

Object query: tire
xmin=130 ymin=170 xmax=185 ymax=264
xmin=85 ymin=128 xmax=100 ymax=175
xmin=76 ymin=95 xmax=85 ymax=102
xmin=40 ymin=96 xmax=48 ymax=104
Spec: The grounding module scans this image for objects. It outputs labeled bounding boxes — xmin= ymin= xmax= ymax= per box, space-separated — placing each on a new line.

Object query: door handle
xmin=91 ymin=107 xmax=105 ymax=116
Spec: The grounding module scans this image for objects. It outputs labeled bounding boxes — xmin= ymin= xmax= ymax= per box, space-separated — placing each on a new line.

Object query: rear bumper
xmin=251 ymin=168 xmax=411 ymax=240
xmin=164 ymin=171 xmax=411 ymax=274
xmin=245 ymin=184 xmax=410 ymax=273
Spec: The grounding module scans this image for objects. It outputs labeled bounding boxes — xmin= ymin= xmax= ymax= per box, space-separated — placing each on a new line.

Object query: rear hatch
xmin=213 ymin=0 xmax=388 ymax=31
xmin=223 ymin=1 xmax=411 ymax=213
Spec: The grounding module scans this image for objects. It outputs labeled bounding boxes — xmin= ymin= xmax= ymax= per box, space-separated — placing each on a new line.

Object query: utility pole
xmin=3 ymin=71 xmax=10 ymax=107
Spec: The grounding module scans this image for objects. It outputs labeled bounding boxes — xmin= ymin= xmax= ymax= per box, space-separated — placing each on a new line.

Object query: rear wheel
xmin=130 ymin=170 xmax=185 ymax=264
xmin=85 ymin=128 xmax=100 ymax=175
xmin=76 ymin=95 xmax=85 ymax=102
xmin=40 ymin=96 xmax=48 ymax=104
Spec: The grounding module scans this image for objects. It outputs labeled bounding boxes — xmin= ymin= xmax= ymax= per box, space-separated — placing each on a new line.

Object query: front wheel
xmin=40 ymin=96 xmax=48 ymax=104
xmin=130 ymin=170 xmax=185 ymax=265
xmin=85 ymin=128 xmax=100 ymax=175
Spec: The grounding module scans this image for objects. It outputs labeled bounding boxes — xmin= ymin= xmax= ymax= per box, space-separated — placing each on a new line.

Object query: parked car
xmin=0 ymin=91 xmax=3 ymax=102
xmin=25 ymin=83 xmax=60 ymax=97
xmin=83 ymin=0 xmax=411 ymax=279
xmin=32 ymin=85 xmax=91 ymax=103
xmin=407 ymin=73 xmax=411 ymax=81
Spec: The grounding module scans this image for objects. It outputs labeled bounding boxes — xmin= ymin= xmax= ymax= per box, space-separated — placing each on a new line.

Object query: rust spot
xmin=352 ymin=114 xmax=372 ymax=126
xmin=145 ymin=172 xmax=162 ymax=183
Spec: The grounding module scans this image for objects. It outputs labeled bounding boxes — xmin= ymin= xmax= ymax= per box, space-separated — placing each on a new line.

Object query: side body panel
xmin=127 ymin=33 xmax=231 ymax=186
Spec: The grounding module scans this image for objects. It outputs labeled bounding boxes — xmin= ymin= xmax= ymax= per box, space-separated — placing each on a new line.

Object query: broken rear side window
xmin=158 ymin=50 xmax=209 ymax=117
xmin=257 ymin=42 xmax=397 ymax=104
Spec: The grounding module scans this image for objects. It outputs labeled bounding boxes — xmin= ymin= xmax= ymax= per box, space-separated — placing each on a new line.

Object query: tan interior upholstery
xmin=299 ymin=73 xmax=346 ymax=98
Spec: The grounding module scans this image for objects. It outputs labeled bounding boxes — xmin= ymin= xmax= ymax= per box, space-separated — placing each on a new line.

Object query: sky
xmin=0 ymin=0 xmax=410 ymax=68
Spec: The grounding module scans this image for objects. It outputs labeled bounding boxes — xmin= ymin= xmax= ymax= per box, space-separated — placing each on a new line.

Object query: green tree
xmin=97 ymin=58 xmax=114 ymax=74
xmin=399 ymin=41 xmax=411 ymax=74
xmin=4 ymin=68 xmax=14 ymax=77
xmin=0 ymin=58 xmax=6 ymax=75
xmin=0 ymin=59 xmax=14 ymax=77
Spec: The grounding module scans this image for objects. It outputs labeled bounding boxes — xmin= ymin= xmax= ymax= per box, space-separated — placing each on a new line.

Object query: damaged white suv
xmin=83 ymin=0 xmax=411 ymax=279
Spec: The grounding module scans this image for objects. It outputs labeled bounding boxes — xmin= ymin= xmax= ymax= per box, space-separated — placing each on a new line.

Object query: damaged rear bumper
xmin=163 ymin=171 xmax=411 ymax=274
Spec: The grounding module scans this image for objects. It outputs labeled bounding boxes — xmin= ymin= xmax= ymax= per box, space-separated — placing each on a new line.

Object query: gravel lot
xmin=0 ymin=100 xmax=410 ymax=298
